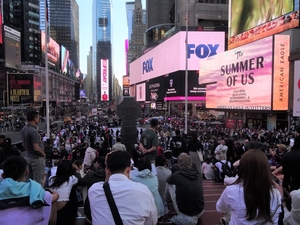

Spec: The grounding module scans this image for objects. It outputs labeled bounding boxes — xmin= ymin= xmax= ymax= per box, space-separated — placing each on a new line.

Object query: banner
xmin=100 ymin=59 xmax=109 ymax=101
xmin=8 ymin=74 xmax=34 ymax=105
xmin=293 ymin=60 xmax=300 ymax=117
xmin=136 ymin=83 xmax=146 ymax=101
xmin=199 ymin=36 xmax=273 ymax=110
xmin=123 ymin=75 xmax=130 ymax=96
xmin=273 ymin=35 xmax=290 ymax=110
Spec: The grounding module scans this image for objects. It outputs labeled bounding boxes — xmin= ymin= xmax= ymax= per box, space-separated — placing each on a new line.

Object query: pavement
xmin=0 ymin=120 xmax=65 ymax=144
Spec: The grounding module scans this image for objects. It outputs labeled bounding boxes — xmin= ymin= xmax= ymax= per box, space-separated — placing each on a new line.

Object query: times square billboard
xmin=199 ymin=35 xmax=290 ymax=111
xmin=138 ymin=71 xmax=206 ymax=102
xmin=228 ymin=0 xmax=299 ymax=49
xmin=8 ymin=73 xmax=42 ymax=106
xmin=100 ymin=59 xmax=109 ymax=101
xmin=41 ymin=31 xmax=60 ymax=71
xmin=129 ymin=31 xmax=225 ymax=85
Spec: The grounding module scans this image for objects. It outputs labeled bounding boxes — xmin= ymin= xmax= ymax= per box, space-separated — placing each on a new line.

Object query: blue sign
xmin=142 ymin=57 xmax=154 ymax=74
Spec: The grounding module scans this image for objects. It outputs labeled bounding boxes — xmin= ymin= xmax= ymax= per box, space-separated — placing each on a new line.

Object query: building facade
xmin=92 ymin=0 xmax=112 ymax=103
xmin=2 ymin=0 xmax=41 ymax=65
xmin=49 ymin=0 xmax=80 ymax=69
xmin=127 ymin=0 xmax=146 ymax=70
xmin=146 ymin=0 xmax=174 ymax=29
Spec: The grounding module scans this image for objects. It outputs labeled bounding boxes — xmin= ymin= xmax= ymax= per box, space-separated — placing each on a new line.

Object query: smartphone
xmin=273 ymin=175 xmax=282 ymax=186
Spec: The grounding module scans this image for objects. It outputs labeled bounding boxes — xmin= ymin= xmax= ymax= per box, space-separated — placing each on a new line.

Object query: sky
xmin=77 ymin=0 xmax=146 ymax=83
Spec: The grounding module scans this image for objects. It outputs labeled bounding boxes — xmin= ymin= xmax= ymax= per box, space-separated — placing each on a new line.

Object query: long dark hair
xmin=49 ymin=160 xmax=74 ymax=188
xmin=234 ymin=149 xmax=275 ymax=222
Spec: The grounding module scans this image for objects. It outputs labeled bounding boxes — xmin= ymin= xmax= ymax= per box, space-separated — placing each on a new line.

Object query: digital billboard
xmin=8 ymin=74 xmax=34 ymax=105
xmin=293 ymin=60 xmax=300 ymax=117
xmin=273 ymin=35 xmax=290 ymax=110
xmin=199 ymin=36 xmax=273 ymax=110
xmin=33 ymin=75 xmax=42 ymax=106
xmin=61 ymin=45 xmax=69 ymax=73
xmin=229 ymin=0 xmax=298 ymax=49
xmin=136 ymin=83 xmax=146 ymax=101
xmin=80 ymin=90 xmax=86 ymax=98
xmin=100 ymin=59 xmax=109 ymax=101
xmin=41 ymin=31 xmax=60 ymax=70
xmin=130 ymin=31 xmax=225 ymax=84
xmin=144 ymin=71 xmax=206 ymax=102
xmin=123 ymin=75 xmax=130 ymax=96
xmin=4 ymin=25 xmax=21 ymax=69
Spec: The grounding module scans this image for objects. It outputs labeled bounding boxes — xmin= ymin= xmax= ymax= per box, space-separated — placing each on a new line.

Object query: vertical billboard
xmin=273 ymin=35 xmax=290 ymax=110
xmin=100 ymin=59 xmax=109 ymax=101
xmin=41 ymin=31 xmax=60 ymax=70
xmin=8 ymin=74 xmax=34 ymax=105
xmin=80 ymin=90 xmax=86 ymax=98
xmin=61 ymin=45 xmax=69 ymax=73
xmin=33 ymin=75 xmax=42 ymax=106
xmin=0 ymin=0 xmax=2 ymax=44
xmin=199 ymin=36 xmax=273 ymax=110
xmin=136 ymin=83 xmax=146 ymax=101
xmin=229 ymin=0 xmax=298 ymax=49
xmin=123 ymin=75 xmax=130 ymax=96
xmin=4 ymin=25 xmax=21 ymax=69
xmin=125 ymin=39 xmax=129 ymax=75
xmin=293 ymin=60 xmax=300 ymax=117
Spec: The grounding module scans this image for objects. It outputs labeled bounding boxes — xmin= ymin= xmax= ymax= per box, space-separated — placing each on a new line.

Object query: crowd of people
xmin=0 ymin=110 xmax=300 ymax=225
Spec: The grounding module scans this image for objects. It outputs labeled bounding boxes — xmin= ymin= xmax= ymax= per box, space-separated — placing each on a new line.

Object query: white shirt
xmin=89 ymin=174 xmax=157 ymax=225
xmin=215 ymin=160 xmax=232 ymax=173
xmin=49 ymin=175 xmax=78 ymax=201
xmin=216 ymin=184 xmax=281 ymax=225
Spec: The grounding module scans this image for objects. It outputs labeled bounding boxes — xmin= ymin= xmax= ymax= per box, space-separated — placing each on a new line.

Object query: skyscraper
xmin=39 ymin=0 xmax=49 ymax=32
xmin=126 ymin=2 xmax=134 ymax=41
xmin=49 ymin=0 xmax=79 ymax=69
xmin=92 ymin=0 xmax=112 ymax=102
xmin=146 ymin=0 xmax=174 ymax=29
xmin=2 ymin=0 xmax=41 ymax=65
xmin=127 ymin=0 xmax=146 ymax=68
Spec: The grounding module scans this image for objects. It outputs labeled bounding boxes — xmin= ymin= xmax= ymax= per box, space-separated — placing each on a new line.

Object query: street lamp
xmin=3 ymin=90 xmax=7 ymax=108
xmin=184 ymin=0 xmax=189 ymax=134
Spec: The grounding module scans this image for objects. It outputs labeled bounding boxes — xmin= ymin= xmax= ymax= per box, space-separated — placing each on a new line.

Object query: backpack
xmin=171 ymin=140 xmax=183 ymax=157
xmin=220 ymin=161 xmax=233 ymax=177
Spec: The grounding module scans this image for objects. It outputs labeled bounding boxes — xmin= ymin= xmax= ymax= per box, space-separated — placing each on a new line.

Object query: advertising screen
xmin=61 ymin=45 xmax=69 ymax=73
xmin=80 ymin=90 xmax=86 ymax=98
xmin=293 ymin=60 xmax=300 ymax=117
xmin=41 ymin=31 xmax=60 ymax=70
xmin=136 ymin=83 xmax=146 ymax=101
xmin=123 ymin=75 xmax=130 ymax=96
xmin=199 ymin=36 xmax=273 ymax=110
xmin=33 ymin=75 xmax=42 ymax=106
xmin=144 ymin=71 xmax=206 ymax=102
xmin=100 ymin=59 xmax=109 ymax=101
xmin=273 ymin=35 xmax=290 ymax=110
xmin=8 ymin=74 xmax=34 ymax=105
xmin=229 ymin=0 xmax=298 ymax=49
xmin=130 ymin=31 xmax=225 ymax=84
xmin=0 ymin=0 xmax=2 ymax=44
xmin=4 ymin=25 xmax=21 ymax=70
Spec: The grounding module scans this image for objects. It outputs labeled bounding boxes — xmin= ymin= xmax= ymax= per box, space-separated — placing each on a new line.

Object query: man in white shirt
xmin=89 ymin=151 xmax=157 ymax=225
xmin=111 ymin=137 xmax=126 ymax=151
xmin=214 ymin=139 xmax=228 ymax=160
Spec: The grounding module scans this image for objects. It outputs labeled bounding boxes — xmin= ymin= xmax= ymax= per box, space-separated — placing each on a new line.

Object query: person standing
xmin=139 ymin=119 xmax=158 ymax=162
xmin=291 ymin=126 xmax=300 ymax=150
xmin=111 ymin=137 xmax=126 ymax=151
xmin=21 ymin=111 xmax=46 ymax=186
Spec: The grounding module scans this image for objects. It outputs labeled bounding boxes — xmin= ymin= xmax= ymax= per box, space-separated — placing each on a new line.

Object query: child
xmin=201 ymin=157 xmax=214 ymax=179
xmin=0 ymin=156 xmax=58 ymax=225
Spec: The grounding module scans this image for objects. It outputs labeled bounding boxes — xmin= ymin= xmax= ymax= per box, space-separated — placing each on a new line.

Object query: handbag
xmin=103 ymin=182 xmax=124 ymax=225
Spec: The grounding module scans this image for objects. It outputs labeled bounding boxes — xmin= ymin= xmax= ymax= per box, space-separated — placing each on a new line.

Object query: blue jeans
xmin=26 ymin=157 xmax=46 ymax=186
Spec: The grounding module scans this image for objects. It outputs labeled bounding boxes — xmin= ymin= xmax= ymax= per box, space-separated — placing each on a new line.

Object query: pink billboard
xmin=100 ymin=59 xmax=109 ymax=101
xmin=129 ymin=31 xmax=225 ymax=84
xmin=199 ymin=36 xmax=273 ymax=110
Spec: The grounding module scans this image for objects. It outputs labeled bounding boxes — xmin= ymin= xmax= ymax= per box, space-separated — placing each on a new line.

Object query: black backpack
xmin=220 ymin=161 xmax=233 ymax=177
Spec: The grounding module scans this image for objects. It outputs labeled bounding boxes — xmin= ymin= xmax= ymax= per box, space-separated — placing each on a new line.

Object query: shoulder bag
xmin=103 ymin=182 xmax=124 ymax=225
